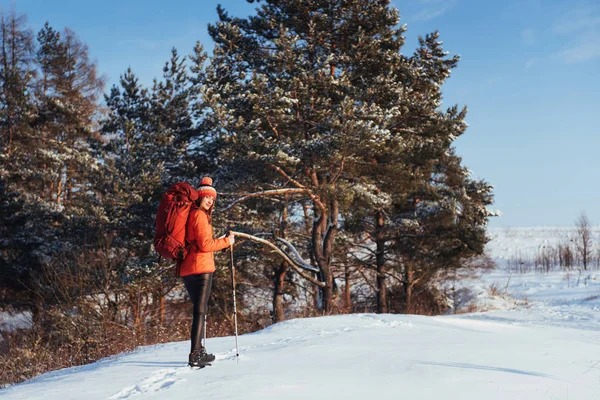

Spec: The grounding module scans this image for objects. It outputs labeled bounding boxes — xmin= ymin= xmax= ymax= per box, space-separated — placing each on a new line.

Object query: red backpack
xmin=154 ymin=182 xmax=198 ymax=269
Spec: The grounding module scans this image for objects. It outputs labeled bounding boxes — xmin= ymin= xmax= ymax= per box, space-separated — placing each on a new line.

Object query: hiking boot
xmin=189 ymin=348 xmax=216 ymax=368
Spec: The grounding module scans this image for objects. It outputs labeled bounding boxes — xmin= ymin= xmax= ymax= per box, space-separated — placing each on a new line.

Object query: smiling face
xmin=199 ymin=196 xmax=214 ymax=211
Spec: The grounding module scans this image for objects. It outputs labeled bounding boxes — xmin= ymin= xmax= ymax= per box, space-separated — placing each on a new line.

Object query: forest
xmin=0 ymin=0 xmax=495 ymax=385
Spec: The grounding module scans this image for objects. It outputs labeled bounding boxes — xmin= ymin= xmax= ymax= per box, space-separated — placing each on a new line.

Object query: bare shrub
xmin=534 ymin=246 xmax=555 ymax=273
xmin=575 ymin=212 xmax=593 ymax=270
xmin=508 ymin=251 xmax=532 ymax=274
xmin=558 ymin=242 xmax=575 ymax=270
xmin=0 ymin=242 xmax=271 ymax=387
xmin=489 ymin=282 xmax=502 ymax=296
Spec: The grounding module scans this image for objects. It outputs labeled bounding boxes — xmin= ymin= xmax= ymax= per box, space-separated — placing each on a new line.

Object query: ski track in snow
xmin=108 ymin=367 xmax=187 ymax=399
xmin=107 ymin=350 xmax=251 ymax=399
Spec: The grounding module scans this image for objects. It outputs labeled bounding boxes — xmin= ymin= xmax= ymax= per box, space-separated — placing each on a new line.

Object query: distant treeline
xmin=506 ymin=214 xmax=600 ymax=274
xmin=0 ymin=1 xmax=494 ymax=385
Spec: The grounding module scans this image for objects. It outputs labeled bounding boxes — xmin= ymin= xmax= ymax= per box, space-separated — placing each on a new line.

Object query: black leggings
xmin=182 ymin=273 xmax=213 ymax=352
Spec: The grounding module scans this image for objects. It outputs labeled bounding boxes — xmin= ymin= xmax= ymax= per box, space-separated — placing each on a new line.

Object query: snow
xmin=485 ymin=226 xmax=600 ymax=266
xmin=3 ymin=226 xmax=600 ymax=399
xmin=457 ymin=226 xmax=600 ymax=332
xmin=451 ymin=268 xmax=600 ymax=330
xmin=2 ymin=313 xmax=598 ymax=399
xmin=0 ymin=311 xmax=32 ymax=332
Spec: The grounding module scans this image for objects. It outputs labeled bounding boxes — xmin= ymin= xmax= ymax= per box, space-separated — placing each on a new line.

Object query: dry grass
xmin=488 ymin=282 xmax=502 ymax=296
xmin=0 ymin=306 xmax=268 ymax=388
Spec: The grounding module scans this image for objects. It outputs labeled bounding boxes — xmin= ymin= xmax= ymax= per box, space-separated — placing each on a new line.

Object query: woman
xmin=179 ymin=176 xmax=235 ymax=367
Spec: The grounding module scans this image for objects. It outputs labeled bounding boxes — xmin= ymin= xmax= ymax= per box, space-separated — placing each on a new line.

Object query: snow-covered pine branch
xmin=221 ymin=188 xmax=308 ymax=212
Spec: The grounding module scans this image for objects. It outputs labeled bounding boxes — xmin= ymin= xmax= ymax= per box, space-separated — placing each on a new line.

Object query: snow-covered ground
xmin=2 ymin=226 xmax=600 ymax=399
xmin=461 ymin=227 xmax=600 ymax=330
xmin=0 ymin=311 xmax=31 ymax=332
xmin=486 ymin=226 xmax=600 ymax=266
xmin=1 ymin=313 xmax=598 ymax=399
xmin=454 ymin=267 xmax=600 ymax=329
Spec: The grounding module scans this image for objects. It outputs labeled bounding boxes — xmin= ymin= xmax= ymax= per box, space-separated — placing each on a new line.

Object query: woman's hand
xmin=227 ymin=232 xmax=235 ymax=246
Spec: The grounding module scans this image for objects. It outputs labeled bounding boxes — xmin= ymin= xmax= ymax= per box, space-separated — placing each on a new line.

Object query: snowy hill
xmin=3 ymin=226 xmax=600 ymax=399
xmin=2 ymin=312 xmax=599 ymax=399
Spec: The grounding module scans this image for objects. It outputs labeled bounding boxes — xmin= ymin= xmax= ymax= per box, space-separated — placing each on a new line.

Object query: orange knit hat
xmin=197 ymin=176 xmax=217 ymax=199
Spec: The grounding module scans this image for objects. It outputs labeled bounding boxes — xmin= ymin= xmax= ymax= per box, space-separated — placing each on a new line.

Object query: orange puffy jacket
xmin=178 ymin=207 xmax=230 ymax=277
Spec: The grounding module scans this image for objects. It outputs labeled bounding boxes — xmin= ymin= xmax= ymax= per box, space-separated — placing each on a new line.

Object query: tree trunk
xmin=375 ymin=209 xmax=387 ymax=313
xmin=272 ymin=195 xmax=289 ymax=322
xmin=56 ymin=176 xmax=62 ymax=206
xmin=129 ymin=288 xmax=141 ymax=333
xmin=159 ymin=294 xmax=165 ymax=326
xmin=312 ymin=196 xmax=338 ymax=313
xmin=65 ymin=164 xmax=71 ymax=205
xmin=321 ymin=267 xmax=334 ymax=313
xmin=272 ymin=262 xmax=287 ymax=322
xmin=7 ymin=122 xmax=12 ymax=156
xmin=404 ymin=261 xmax=414 ymax=314
xmin=343 ymin=263 xmax=351 ymax=312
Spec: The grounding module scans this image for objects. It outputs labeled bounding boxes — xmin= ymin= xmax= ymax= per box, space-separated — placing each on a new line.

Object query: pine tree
xmin=0 ymin=10 xmax=35 ymax=156
xmin=342 ymin=31 xmax=495 ymax=313
xmin=187 ymin=41 xmax=219 ymax=174
xmin=100 ymin=64 xmax=191 ymax=326
xmin=199 ymin=0 xmax=408 ymax=312
xmin=197 ymin=1 xmax=494 ymax=314
xmin=150 ymin=47 xmax=194 ymax=181
xmin=1 ymin=18 xmax=105 ymax=310
xmin=34 ymin=23 xmax=104 ymax=207
xmin=100 ymin=67 xmax=163 ymax=278
xmin=0 ymin=10 xmax=37 ymax=194
xmin=31 ymin=22 xmax=105 ymax=285
xmin=0 ymin=11 xmax=41 ymax=301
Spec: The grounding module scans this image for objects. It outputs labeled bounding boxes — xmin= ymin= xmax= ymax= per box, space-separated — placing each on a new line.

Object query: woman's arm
xmin=193 ymin=211 xmax=231 ymax=252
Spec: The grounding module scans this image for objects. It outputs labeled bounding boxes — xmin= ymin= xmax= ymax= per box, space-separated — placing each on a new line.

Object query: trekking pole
xmin=203 ymin=315 xmax=207 ymax=349
xmin=230 ymin=243 xmax=240 ymax=363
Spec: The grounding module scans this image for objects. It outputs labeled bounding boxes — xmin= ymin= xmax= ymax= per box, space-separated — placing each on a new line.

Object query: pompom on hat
xmin=197 ymin=176 xmax=217 ymax=199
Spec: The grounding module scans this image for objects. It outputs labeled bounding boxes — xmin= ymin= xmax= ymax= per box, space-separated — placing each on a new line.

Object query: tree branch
xmin=330 ymin=158 xmax=344 ymax=185
xmin=222 ymin=188 xmax=308 ymax=212
xmin=266 ymin=162 xmax=327 ymax=213
xmin=266 ymin=162 xmax=306 ymax=189
xmin=353 ymin=264 xmax=379 ymax=292
xmin=231 ymin=231 xmax=325 ymax=287
xmin=273 ymin=236 xmax=319 ymax=273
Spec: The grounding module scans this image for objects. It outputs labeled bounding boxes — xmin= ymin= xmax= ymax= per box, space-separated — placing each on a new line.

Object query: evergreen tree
xmin=200 ymin=0 xmax=407 ymax=312
xmin=0 ymin=11 xmax=41 ymax=302
xmin=187 ymin=41 xmax=219 ymax=174
xmin=198 ymin=0 xmax=494 ymax=314
xmin=0 ymin=10 xmax=35 ymax=157
xmin=100 ymin=67 xmax=158 ymax=236
xmin=34 ymin=23 xmax=104 ymax=207
xmin=100 ymin=68 xmax=164 ymax=313
xmin=31 ymin=22 xmax=105 ymax=264
xmin=150 ymin=47 xmax=194 ymax=181
xmin=342 ymin=31 xmax=495 ymax=313
xmin=1 ymin=18 xmax=105 ymax=309
xmin=100 ymin=62 xmax=194 ymax=325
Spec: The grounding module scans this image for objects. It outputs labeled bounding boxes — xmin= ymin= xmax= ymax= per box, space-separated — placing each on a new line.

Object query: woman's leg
xmin=183 ymin=273 xmax=213 ymax=353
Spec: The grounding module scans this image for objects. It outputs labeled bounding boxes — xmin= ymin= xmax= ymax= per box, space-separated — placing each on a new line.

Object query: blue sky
xmin=2 ymin=0 xmax=599 ymax=227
